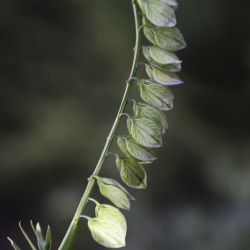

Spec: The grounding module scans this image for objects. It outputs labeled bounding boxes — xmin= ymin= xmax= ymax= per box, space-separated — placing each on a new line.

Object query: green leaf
xmin=95 ymin=204 xmax=127 ymax=233
xmin=44 ymin=226 xmax=52 ymax=250
xmin=145 ymin=64 xmax=183 ymax=85
xmin=19 ymin=222 xmax=37 ymax=250
xmin=133 ymin=101 xmax=168 ymax=134
xmin=85 ymin=203 xmax=127 ymax=248
xmin=143 ymin=17 xmax=186 ymax=52
xmin=143 ymin=46 xmax=182 ymax=72
xmin=127 ymin=116 xmax=163 ymax=148
xmin=137 ymin=79 xmax=174 ymax=111
xmin=153 ymin=27 xmax=186 ymax=51
xmin=7 ymin=237 xmax=22 ymax=250
xmin=149 ymin=46 xmax=181 ymax=65
xmin=118 ymin=136 xmax=157 ymax=163
xmin=142 ymin=0 xmax=177 ymax=27
xmin=116 ymin=155 xmax=147 ymax=189
xmin=30 ymin=222 xmax=52 ymax=250
xmin=87 ymin=217 xmax=126 ymax=248
xmin=36 ymin=223 xmax=45 ymax=250
xmin=95 ymin=176 xmax=134 ymax=210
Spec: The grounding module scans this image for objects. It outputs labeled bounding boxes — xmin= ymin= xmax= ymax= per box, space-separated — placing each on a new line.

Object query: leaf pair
xmin=8 ymin=222 xmax=52 ymax=250
xmin=85 ymin=201 xmax=127 ymax=248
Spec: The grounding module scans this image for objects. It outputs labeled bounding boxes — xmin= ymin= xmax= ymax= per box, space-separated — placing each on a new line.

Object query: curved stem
xmin=58 ymin=1 xmax=141 ymax=249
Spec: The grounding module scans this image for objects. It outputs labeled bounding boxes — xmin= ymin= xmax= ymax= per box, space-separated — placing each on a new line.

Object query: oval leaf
xmin=118 ymin=136 xmax=157 ymax=163
xmin=133 ymin=101 xmax=168 ymax=134
xmin=137 ymin=79 xmax=174 ymax=111
xmin=149 ymin=46 xmax=181 ymax=65
xmin=153 ymin=27 xmax=186 ymax=51
xmin=143 ymin=46 xmax=182 ymax=72
xmin=95 ymin=204 xmax=127 ymax=233
xmin=116 ymin=156 xmax=147 ymax=189
xmin=95 ymin=176 xmax=134 ymax=210
xmin=145 ymin=0 xmax=176 ymax=27
xmin=145 ymin=64 xmax=183 ymax=86
xmin=127 ymin=116 xmax=163 ymax=148
xmin=88 ymin=218 xmax=126 ymax=248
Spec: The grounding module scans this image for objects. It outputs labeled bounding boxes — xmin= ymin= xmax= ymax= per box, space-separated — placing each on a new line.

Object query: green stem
xmin=58 ymin=1 xmax=140 ymax=249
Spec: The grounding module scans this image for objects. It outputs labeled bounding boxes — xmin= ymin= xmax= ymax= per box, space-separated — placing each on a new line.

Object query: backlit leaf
xmin=133 ymin=101 xmax=168 ymax=134
xmin=137 ymin=79 xmax=174 ymax=111
xmin=95 ymin=204 xmax=127 ymax=233
xmin=127 ymin=116 xmax=163 ymax=148
xmin=88 ymin=218 xmax=126 ymax=248
xmin=116 ymin=155 xmax=147 ymax=189
xmin=149 ymin=46 xmax=181 ymax=65
xmin=153 ymin=26 xmax=186 ymax=51
xmin=145 ymin=0 xmax=176 ymax=27
xmin=118 ymin=136 xmax=157 ymax=163
xmin=145 ymin=64 xmax=183 ymax=85
xmin=95 ymin=176 xmax=134 ymax=210
xmin=143 ymin=46 xmax=182 ymax=72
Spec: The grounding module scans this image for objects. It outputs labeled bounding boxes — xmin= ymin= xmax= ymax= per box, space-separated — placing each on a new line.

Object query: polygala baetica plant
xmin=8 ymin=0 xmax=186 ymax=249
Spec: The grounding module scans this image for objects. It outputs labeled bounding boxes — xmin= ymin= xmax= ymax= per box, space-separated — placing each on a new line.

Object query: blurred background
xmin=1 ymin=0 xmax=250 ymax=249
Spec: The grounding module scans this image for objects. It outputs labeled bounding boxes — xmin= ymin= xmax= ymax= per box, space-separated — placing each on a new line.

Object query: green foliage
xmin=83 ymin=200 xmax=127 ymax=248
xmin=116 ymin=155 xmax=147 ymax=189
xmin=9 ymin=0 xmax=185 ymax=249
xmin=8 ymin=222 xmax=52 ymax=250
xmin=95 ymin=176 xmax=135 ymax=210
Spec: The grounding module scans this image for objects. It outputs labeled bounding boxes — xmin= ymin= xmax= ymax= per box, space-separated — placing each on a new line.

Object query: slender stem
xmin=58 ymin=2 xmax=140 ymax=249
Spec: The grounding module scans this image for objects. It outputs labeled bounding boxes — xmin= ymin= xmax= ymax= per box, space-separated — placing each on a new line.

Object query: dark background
xmin=1 ymin=0 xmax=250 ymax=249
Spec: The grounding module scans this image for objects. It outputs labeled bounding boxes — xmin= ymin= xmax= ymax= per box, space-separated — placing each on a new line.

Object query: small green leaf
xmin=137 ymin=79 xmax=174 ymax=111
xmin=19 ymin=222 xmax=37 ymax=250
xmin=7 ymin=237 xmax=22 ymax=250
xmin=144 ymin=0 xmax=176 ymax=27
xmin=87 ymin=217 xmax=126 ymax=248
xmin=118 ymin=136 xmax=157 ymax=163
xmin=36 ymin=223 xmax=45 ymax=250
xmin=153 ymin=27 xmax=186 ymax=51
xmin=44 ymin=226 xmax=52 ymax=250
xmin=145 ymin=64 xmax=183 ymax=86
xmin=95 ymin=204 xmax=127 ymax=233
xmin=127 ymin=116 xmax=163 ymax=148
xmin=133 ymin=101 xmax=168 ymax=134
xmin=116 ymin=155 xmax=147 ymax=189
xmin=149 ymin=46 xmax=181 ymax=65
xmin=30 ymin=221 xmax=51 ymax=250
xmin=143 ymin=17 xmax=185 ymax=52
xmin=143 ymin=46 xmax=182 ymax=72
xmin=95 ymin=176 xmax=134 ymax=210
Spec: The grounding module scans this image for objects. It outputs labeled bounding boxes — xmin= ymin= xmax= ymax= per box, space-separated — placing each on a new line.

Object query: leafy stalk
xmin=57 ymin=1 xmax=141 ymax=249
xmin=9 ymin=0 xmax=186 ymax=248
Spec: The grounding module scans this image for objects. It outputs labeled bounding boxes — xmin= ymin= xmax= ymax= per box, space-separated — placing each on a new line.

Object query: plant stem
xmin=58 ymin=1 xmax=140 ymax=249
